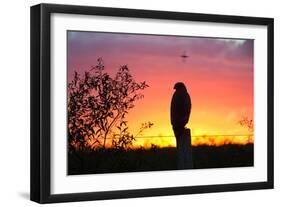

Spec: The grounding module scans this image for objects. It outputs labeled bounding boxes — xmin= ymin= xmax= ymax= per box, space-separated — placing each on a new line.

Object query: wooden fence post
xmin=177 ymin=128 xmax=193 ymax=169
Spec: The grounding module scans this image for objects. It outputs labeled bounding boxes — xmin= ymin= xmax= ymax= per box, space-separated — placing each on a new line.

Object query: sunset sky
xmin=67 ymin=31 xmax=254 ymax=147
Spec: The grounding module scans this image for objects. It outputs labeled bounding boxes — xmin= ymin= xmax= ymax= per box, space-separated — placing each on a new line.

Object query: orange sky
xmin=68 ymin=31 xmax=254 ymax=147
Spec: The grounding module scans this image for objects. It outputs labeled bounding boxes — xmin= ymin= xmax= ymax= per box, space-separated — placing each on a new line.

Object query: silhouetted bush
xmin=68 ymin=58 xmax=150 ymax=151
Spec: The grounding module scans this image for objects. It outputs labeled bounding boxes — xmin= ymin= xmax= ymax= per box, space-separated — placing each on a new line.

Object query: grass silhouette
xmin=68 ymin=143 xmax=253 ymax=175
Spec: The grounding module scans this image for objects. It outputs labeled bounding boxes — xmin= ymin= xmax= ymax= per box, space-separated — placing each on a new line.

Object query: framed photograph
xmin=30 ymin=3 xmax=274 ymax=203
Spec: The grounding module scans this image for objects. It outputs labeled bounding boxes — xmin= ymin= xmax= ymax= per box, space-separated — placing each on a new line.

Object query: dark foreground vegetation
xmin=68 ymin=144 xmax=253 ymax=175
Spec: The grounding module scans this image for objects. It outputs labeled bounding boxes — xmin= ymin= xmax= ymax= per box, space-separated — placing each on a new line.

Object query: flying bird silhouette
xmin=181 ymin=51 xmax=189 ymax=59
xmin=180 ymin=51 xmax=189 ymax=62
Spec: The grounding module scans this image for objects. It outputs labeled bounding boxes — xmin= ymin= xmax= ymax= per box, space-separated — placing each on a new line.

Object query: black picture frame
xmin=30 ymin=3 xmax=274 ymax=203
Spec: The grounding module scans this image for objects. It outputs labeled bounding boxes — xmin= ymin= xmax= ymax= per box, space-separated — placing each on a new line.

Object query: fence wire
xmin=104 ymin=134 xmax=254 ymax=139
